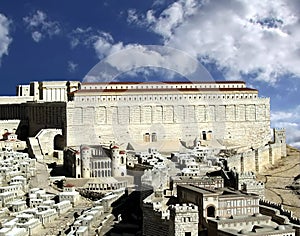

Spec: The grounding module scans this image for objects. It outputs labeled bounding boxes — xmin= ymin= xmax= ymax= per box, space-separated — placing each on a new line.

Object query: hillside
xmin=257 ymin=145 xmax=300 ymax=217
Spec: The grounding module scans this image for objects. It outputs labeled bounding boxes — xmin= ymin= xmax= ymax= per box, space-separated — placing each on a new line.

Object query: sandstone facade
xmin=66 ymin=81 xmax=270 ymax=150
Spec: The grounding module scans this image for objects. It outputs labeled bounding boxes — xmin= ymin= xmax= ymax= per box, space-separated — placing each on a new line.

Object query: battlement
xmin=244 ymin=181 xmax=264 ymax=187
xmin=260 ymin=199 xmax=300 ymax=225
xmin=169 ymin=203 xmax=198 ymax=213
xmin=239 ymin=171 xmax=256 ymax=178
xmin=274 ymin=128 xmax=285 ymax=131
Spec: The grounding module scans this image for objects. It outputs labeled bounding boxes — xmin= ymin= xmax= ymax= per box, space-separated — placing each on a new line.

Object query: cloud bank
xmin=71 ymin=27 xmax=213 ymax=82
xmin=128 ymin=0 xmax=300 ymax=84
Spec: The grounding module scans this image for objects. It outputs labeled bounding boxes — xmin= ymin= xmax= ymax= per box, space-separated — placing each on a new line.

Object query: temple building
xmin=0 ymin=80 xmax=286 ymax=173
xmin=66 ymin=81 xmax=270 ymax=151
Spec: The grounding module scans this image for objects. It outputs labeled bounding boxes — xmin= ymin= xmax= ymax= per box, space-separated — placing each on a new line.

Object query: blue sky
xmin=0 ymin=0 xmax=299 ymax=147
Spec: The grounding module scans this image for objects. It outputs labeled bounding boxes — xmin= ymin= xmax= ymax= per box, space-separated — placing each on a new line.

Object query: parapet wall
xmin=260 ymin=199 xmax=300 ymax=225
xmin=227 ymin=142 xmax=285 ymax=173
xmin=169 ymin=203 xmax=198 ymax=213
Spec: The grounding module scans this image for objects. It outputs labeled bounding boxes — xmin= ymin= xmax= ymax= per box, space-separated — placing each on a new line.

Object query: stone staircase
xmin=28 ymin=137 xmax=43 ymax=159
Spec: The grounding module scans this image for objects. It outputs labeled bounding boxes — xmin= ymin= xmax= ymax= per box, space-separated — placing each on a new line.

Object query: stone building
xmin=63 ymin=144 xmax=127 ymax=179
xmin=16 ymin=81 xmax=80 ymax=102
xmin=177 ymin=184 xmax=260 ymax=230
xmin=170 ymin=175 xmax=224 ymax=195
xmin=0 ymin=80 xmax=80 ymax=141
xmin=0 ymin=80 xmax=274 ymax=152
xmin=169 ymin=204 xmax=199 ymax=236
xmin=142 ymin=184 xmax=297 ymax=236
xmin=66 ymin=81 xmax=271 ymax=151
xmin=142 ymin=187 xmax=200 ymax=236
xmin=0 ymin=80 xmax=287 ymax=174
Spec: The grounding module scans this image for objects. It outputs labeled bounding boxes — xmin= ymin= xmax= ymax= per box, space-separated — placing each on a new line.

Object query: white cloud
xmin=23 ymin=10 xmax=61 ymax=42
xmin=86 ymin=38 xmax=212 ymax=83
xmin=67 ymin=61 xmax=78 ymax=73
xmin=69 ymin=27 xmax=119 ymax=57
xmin=92 ymin=32 xmax=118 ymax=59
xmin=0 ymin=14 xmax=12 ymax=65
xmin=127 ymin=9 xmax=139 ymax=25
xmin=126 ymin=9 xmax=155 ymax=27
xmin=31 ymin=31 xmax=42 ymax=42
xmin=130 ymin=0 xmax=300 ymax=84
xmin=69 ymin=27 xmax=94 ymax=48
xmin=152 ymin=0 xmax=167 ymax=7
xmin=271 ymin=111 xmax=294 ymax=122
xmin=150 ymin=0 xmax=200 ymax=39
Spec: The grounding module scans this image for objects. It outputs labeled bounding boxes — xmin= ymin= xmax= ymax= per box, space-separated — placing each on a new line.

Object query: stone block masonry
xmin=66 ymin=81 xmax=270 ymax=151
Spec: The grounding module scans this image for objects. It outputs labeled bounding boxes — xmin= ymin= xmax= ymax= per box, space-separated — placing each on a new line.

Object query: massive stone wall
xmin=66 ymin=96 xmax=270 ymax=151
xmin=0 ymin=81 xmax=274 ymax=157
xmin=0 ymin=102 xmax=66 ymax=139
xmin=227 ymin=142 xmax=285 ymax=173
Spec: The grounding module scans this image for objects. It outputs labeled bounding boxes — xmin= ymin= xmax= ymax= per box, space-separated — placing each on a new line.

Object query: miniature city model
xmin=0 ymin=80 xmax=298 ymax=236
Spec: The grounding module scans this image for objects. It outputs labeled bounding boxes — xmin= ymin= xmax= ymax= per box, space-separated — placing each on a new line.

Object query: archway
xmin=207 ymin=205 xmax=216 ymax=217
xmin=54 ymin=134 xmax=64 ymax=150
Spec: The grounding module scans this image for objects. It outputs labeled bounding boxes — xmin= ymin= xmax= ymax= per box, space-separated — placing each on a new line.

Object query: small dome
xmin=239 ymin=229 xmax=247 ymax=234
xmin=276 ymin=225 xmax=285 ymax=230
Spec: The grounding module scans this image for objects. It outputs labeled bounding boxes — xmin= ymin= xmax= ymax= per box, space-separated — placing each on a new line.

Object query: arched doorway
xmin=207 ymin=205 xmax=215 ymax=217
xmin=54 ymin=134 xmax=64 ymax=150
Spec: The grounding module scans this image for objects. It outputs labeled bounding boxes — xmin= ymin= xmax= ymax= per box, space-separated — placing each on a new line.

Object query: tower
xmin=273 ymin=128 xmax=286 ymax=157
xmin=81 ymin=145 xmax=91 ymax=178
xmin=169 ymin=203 xmax=199 ymax=236
xmin=75 ymin=150 xmax=81 ymax=178
xmin=111 ymin=145 xmax=127 ymax=177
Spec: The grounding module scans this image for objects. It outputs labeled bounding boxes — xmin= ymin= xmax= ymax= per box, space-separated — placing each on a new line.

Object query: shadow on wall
xmin=54 ymin=134 xmax=64 ymax=150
